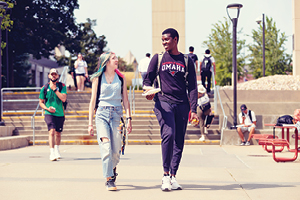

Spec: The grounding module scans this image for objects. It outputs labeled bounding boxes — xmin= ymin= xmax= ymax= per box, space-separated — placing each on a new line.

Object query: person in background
xmin=39 ymin=68 xmax=67 ymax=161
xmin=88 ymin=52 xmax=132 ymax=191
xmin=74 ymin=53 xmax=88 ymax=91
xmin=196 ymin=84 xmax=211 ymax=142
xmin=138 ymin=53 xmax=151 ymax=80
xmin=187 ymin=46 xmax=198 ymax=72
xmin=199 ymin=49 xmax=216 ymax=94
xmin=237 ymin=104 xmax=256 ymax=146
xmin=143 ymin=28 xmax=198 ymax=191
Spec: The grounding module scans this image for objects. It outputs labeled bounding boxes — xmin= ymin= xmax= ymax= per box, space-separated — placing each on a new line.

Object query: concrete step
xmin=0 ymin=136 xmax=30 ymax=150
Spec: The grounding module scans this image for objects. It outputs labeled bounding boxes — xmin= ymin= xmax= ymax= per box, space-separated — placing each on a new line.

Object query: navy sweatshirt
xmin=143 ymin=52 xmax=198 ymax=113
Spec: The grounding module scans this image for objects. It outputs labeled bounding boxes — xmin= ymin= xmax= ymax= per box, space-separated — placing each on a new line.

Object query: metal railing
xmin=31 ymin=66 xmax=68 ymax=145
xmin=214 ymin=85 xmax=228 ymax=144
xmin=1 ymin=87 xmax=42 ymax=119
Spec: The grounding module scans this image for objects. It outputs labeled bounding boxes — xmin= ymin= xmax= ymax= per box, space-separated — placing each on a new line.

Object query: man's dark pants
xmin=201 ymin=71 xmax=212 ymax=93
xmin=154 ymin=100 xmax=190 ymax=175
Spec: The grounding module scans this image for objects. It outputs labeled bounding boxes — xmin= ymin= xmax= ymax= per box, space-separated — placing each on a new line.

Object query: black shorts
xmin=76 ymin=73 xmax=85 ymax=77
xmin=44 ymin=115 xmax=65 ymax=132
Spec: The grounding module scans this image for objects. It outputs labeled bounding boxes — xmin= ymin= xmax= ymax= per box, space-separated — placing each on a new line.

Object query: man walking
xmin=199 ymin=49 xmax=216 ymax=94
xmin=39 ymin=68 xmax=67 ymax=161
xmin=143 ymin=28 xmax=198 ymax=191
xmin=138 ymin=53 xmax=151 ymax=80
xmin=187 ymin=46 xmax=198 ymax=71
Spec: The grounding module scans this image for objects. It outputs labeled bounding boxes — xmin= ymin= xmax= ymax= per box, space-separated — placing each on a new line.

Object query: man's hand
xmin=190 ymin=112 xmax=199 ymax=123
xmin=48 ymin=106 xmax=56 ymax=113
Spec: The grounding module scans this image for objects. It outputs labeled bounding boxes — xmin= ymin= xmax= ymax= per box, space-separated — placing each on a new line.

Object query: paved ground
xmin=0 ymin=145 xmax=300 ymax=200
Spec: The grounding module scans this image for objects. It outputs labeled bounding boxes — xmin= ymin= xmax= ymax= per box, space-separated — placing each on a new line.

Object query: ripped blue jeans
xmin=95 ymin=106 xmax=123 ymax=178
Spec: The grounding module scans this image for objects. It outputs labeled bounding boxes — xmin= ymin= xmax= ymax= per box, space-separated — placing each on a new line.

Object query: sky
xmin=74 ymin=0 xmax=293 ymax=64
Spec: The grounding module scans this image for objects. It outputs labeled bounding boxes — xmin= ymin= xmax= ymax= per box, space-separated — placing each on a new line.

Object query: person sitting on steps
xmin=237 ymin=104 xmax=256 ymax=146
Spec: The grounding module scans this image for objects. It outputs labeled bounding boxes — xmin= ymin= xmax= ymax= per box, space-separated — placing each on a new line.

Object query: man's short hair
xmin=189 ymin=46 xmax=194 ymax=52
xmin=205 ymin=49 xmax=210 ymax=54
xmin=146 ymin=53 xmax=151 ymax=57
xmin=162 ymin=28 xmax=179 ymax=43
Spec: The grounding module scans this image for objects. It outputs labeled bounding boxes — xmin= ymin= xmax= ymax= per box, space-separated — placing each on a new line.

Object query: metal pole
xmin=262 ymin=13 xmax=265 ymax=77
xmin=0 ymin=16 xmax=3 ymax=125
xmin=232 ymin=18 xmax=238 ymax=128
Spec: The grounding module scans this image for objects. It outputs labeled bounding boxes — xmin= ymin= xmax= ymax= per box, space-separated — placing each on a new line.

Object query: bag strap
xmin=156 ymin=52 xmax=189 ymax=94
xmin=95 ymin=72 xmax=124 ymax=111
xmin=43 ymin=83 xmax=49 ymax=104
xmin=156 ymin=52 xmax=164 ymax=95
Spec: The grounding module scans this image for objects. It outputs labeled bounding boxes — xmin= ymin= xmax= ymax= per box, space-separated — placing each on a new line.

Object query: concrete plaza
xmin=0 ymin=145 xmax=299 ymax=200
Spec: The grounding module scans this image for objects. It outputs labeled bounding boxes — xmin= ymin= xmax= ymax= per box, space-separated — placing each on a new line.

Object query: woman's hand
xmin=88 ymin=125 xmax=94 ymax=136
xmin=126 ymin=119 xmax=132 ymax=134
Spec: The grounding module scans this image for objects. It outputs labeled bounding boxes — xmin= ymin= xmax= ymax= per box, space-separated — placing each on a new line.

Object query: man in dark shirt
xmin=143 ymin=28 xmax=199 ymax=191
xmin=188 ymin=46 xmax=198 ymax=72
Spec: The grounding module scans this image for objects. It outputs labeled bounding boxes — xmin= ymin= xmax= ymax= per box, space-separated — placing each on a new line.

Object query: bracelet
xmin=126 ymin=117 xmax=132 ymax=120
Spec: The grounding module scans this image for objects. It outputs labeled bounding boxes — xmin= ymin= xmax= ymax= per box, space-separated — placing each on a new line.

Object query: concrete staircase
xmin=2 ymin=89 xmax=221 ymax=146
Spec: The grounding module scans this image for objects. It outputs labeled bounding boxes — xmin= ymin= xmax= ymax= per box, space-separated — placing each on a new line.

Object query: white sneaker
xmin=171 ymin=176 xmax=182 ymax=190
xmin=199 ymin=135 xmax=205 ymax=141
xmin=49 ymin=151 xmax=57 ymax=161
xmin=204 ymin=127 xmax=208 ymax=134
xmin=55 ymin=149 xmax=61 ymax=159
xmin=54 ymin=145 xmax=61 ymax=159
xmin=161 ymin=175 xmax=171 ymax=191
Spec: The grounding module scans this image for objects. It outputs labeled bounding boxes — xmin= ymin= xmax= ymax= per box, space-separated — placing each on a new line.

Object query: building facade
xmin=152 ymin=0 xmax=185 ymax=55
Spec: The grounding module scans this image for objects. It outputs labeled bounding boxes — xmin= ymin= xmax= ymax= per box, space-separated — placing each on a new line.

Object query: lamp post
xmin=256 ymin=14 xmax=265 ymax=77
xmin=0 ymin=1 xmax=8 ymax=126
xmin=226 ymin=3 xmax=243 ymax=128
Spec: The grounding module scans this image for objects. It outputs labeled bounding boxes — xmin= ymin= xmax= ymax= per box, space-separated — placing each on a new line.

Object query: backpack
xmin=242 ymin=110 xmax=253 ymax=123
xmin=201 ymin=56 xmax=212 ymax=72
xmin=275 ymin=115 xmax=294 ymax=126
xmin=156 ymin=52 xmax=189 ymax=95
xmin=44 ymin=82 xmax=68 ymax=110
xmin=94 ymin=69 xmax=124 ymax=111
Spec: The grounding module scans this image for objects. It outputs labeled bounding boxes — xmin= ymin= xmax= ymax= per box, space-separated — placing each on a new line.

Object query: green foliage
xmin=59 ymin=18 xmax=107 ymax=74
xmin=203 ymin=18 xmax=245 ymax=86
xmin=248 ymin=16 xmax=292 ymax=78
xmin=7 ymin=0 xmax=79 ymax=86
xmin=118 ymin=57 xmax=134 ymax=72
xmin=13 ymin=54 xmax=32 ymax=87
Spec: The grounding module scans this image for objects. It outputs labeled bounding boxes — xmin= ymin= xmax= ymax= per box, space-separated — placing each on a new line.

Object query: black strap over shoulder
xmin=95 ymin=73 xmax=124 ymax=111
xmin=43 ymin=82 xmax=67 ymax=110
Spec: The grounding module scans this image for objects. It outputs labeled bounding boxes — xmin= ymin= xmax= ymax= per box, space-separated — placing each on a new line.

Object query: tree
xmin=248 ymin=16 xmax=292 ymax=78
xmin=117 ymin=57 xmax=134 ymax=72
xmin=58 ymin=18 xmax=108 ymax=74
xmin=203 ymin=18 xmax=246 ymax=86
xmin=7 ymin=0 xmax=79 ymax=86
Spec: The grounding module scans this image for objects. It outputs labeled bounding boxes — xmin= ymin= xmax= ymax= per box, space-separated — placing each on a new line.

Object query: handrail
xmin=1 ymin=87 xmax=42 ymax=119
xmin=31 ymin=66 xmax=68 ymax=145
xmin=215 ymin=85 xmax=228 ymax=145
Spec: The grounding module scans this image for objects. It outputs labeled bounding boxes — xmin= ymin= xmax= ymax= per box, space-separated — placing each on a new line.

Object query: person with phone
xmin=237 ymin=104 xmax=257 ymax=146
xmin=39 ymin=68 xmax=67 ymax=161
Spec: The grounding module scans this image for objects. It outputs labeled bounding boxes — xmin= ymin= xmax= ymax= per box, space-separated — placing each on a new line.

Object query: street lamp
xmin=256 ymin=14 xmax=266 ymax=77
xmin=226 ymin=3 xmax=243 ymax=128
xmin=0 ymin=1 xmax=8 ymax=126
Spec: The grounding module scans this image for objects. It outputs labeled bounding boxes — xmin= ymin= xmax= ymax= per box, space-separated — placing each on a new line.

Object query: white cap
xmin=197 ymin=84 xmax=206 ymax=93
xmin=49 ymin=68 xmax=58 ymax=75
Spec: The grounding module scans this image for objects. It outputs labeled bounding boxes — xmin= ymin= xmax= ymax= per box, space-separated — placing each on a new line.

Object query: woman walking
xmin=74 ymin=53 xmax=88 ymax=91
xmin=88 ymin=52 xmax=132 ymax=191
